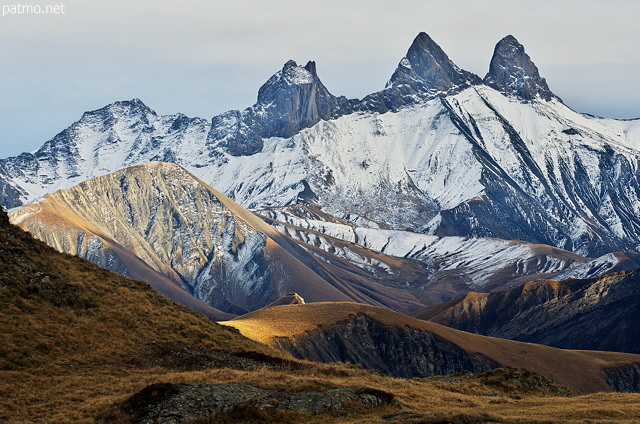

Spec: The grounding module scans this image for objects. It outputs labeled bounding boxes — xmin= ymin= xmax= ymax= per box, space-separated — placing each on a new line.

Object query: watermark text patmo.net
xmin=2 ymin=3 xmax=66 ymax=17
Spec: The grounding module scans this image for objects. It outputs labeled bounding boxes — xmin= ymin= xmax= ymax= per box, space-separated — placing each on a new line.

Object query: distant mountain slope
xmin=257 ymin=205 xmax=637 ymax=302
xmin=14 ymin=161 xmax=632 ymax=313
xmin=222 ymin=302 xmax=640 ymax=394
xmin=1 ymin=34 xmax=639 ymax=256
xmin=10 ymin=161 xmax=432 ymax=314
xmin=413 ymin=269 xmax=640 ymax=354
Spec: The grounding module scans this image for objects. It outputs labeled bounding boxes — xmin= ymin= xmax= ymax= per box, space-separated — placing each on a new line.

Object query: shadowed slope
xmin=413 ymin=269 xmax=640 ymax=353
xmin=223 ymin=302 xmax=640 ymax=394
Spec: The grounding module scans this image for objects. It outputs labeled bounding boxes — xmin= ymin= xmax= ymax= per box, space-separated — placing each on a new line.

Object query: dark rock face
xmin=484 ymin=35 xmax=556 ymax=101
xmin=273 ymin=313 xmax=499 ymax=378
xmin=360 ymin=32 xmax=481 ymax=113
xmin=196 ymin=248 xmax=274 ymax=315
xmin=603 ymin=363 xmax=640 ymax=392
xmin=121 ymin=382 xmax=394 ymax=423
xmin=212 ymin=60 xmax=354 ymax=156
xmin=389 ymin=32 xmax=481 ymax=93
xmin=257 ymin=60 xmax=351 ymax=136
xmin=417 ymin=270 xmax=640 ymax=354
xmin=0 ymin=174 xmax=27 ymax=210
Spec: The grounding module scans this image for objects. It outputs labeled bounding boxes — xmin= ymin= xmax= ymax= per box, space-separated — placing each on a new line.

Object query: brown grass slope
xmin=0 ymin=207 xmax=289 ymax=422
xmin=412 ymin=270 xmax=640 ymax=353
xmin=3 ymin=209 xmax=640 ymax=424
xmin=223 ymin=302 xmax=640 ymax=394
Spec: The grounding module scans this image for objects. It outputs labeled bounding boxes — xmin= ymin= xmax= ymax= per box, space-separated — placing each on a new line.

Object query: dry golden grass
xmin=3 ymin=215 xmax=640 ymax=423
xmin=223 ymin=302 xmax=640 ymax=394
xmin=7 ymin=363 xmax=640 ymax=424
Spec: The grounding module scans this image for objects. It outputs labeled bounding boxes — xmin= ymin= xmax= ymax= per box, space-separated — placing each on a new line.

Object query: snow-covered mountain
xmin=2 ymin=33 xmax=640 ymax=258
xmin=12 ymin=161 xmax=628 ymax=314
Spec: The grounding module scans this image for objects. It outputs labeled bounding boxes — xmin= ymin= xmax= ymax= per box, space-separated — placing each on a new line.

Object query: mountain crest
xmin=484 ymin=35 xmax=557 ymax=102
xmin=388 ymin=32 xmax=481 ymax=93
xmin=257 ymin=59 xmax=327 ymax=104
xmin=211 ymin=59 xmax=352 ymax=154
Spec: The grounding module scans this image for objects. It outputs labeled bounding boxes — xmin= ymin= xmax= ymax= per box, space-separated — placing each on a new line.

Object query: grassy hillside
xmin=223 ymin=302 xmax=640 ymax=394
xmin=3 ymin=209 xmax=640 ymax=424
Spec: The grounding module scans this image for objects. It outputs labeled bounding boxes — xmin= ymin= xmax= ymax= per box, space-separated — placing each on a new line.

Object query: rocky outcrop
xmin=273 ymin=313 xmax=499 ymax=378
xmin=484 ymin=35 xmax=556 ymax=101
xmin=602 ymin=363 xmax=640 ymax=392
xmin=121 ymin=382 xmax=394 ymax=423
xmin=415 ymin=269 xmax=640 ymax=353
xmin=266 ymin=292 xmax=305 ymax=307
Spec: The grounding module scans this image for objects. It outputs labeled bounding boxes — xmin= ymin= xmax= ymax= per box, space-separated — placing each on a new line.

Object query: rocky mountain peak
xmin=278 ymin=60 xmax=315 ymax=85
xmin=388 ymin=32 xmax=481 ymax=93
xmin=257 ymin=60 xmax=318 ymax=105
xmin=208 ymin=59 xmax=356 ymax=157
xmin=250 ymin=60 xmax=351 ymax=137
xmin=484 ymin=35 xmax=557 ymax=102
xmin=109 ymin=98 xmax=154 ymax=114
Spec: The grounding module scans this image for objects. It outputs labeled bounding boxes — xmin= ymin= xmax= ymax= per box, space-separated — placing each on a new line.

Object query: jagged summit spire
xmin=359 ymin=32 xmax=482 ymax=113
xmin=257 ymin=59 xmax=330 ymax=105
xmin=484 ymin=35 xmax=557 ymax=102
xmin=254 ymin=59 xmax=351 ymax=135
xmin=211 ymin=59 xmax=353 ymax=156
xmin=388 ymin=32 xmax=481 ymax=93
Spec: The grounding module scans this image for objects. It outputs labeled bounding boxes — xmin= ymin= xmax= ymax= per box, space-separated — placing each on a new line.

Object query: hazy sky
xmin=1 ymin=0 xmax=639 ymax=158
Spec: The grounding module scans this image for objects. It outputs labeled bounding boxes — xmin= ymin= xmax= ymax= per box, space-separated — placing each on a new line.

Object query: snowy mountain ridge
xmin=2 ymin=33 xmax=640 ymax=257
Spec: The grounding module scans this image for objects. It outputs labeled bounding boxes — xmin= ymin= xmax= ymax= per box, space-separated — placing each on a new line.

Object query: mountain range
xmin=10 ymin=161 xmax=637 ymax=316
xmin=4 ymin=32 xmax=640 ymax=317
xmin=1 ymin=33 xmax=639 ymax=261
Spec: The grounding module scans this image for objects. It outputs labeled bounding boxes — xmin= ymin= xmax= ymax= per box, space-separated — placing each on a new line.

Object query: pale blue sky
xmin=1 ymin=0 xmax=639 ymax=158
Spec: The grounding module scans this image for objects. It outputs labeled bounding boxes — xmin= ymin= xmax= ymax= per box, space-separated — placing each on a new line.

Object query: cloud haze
xmin=1 ymin=0 xmax=639 ymax=157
